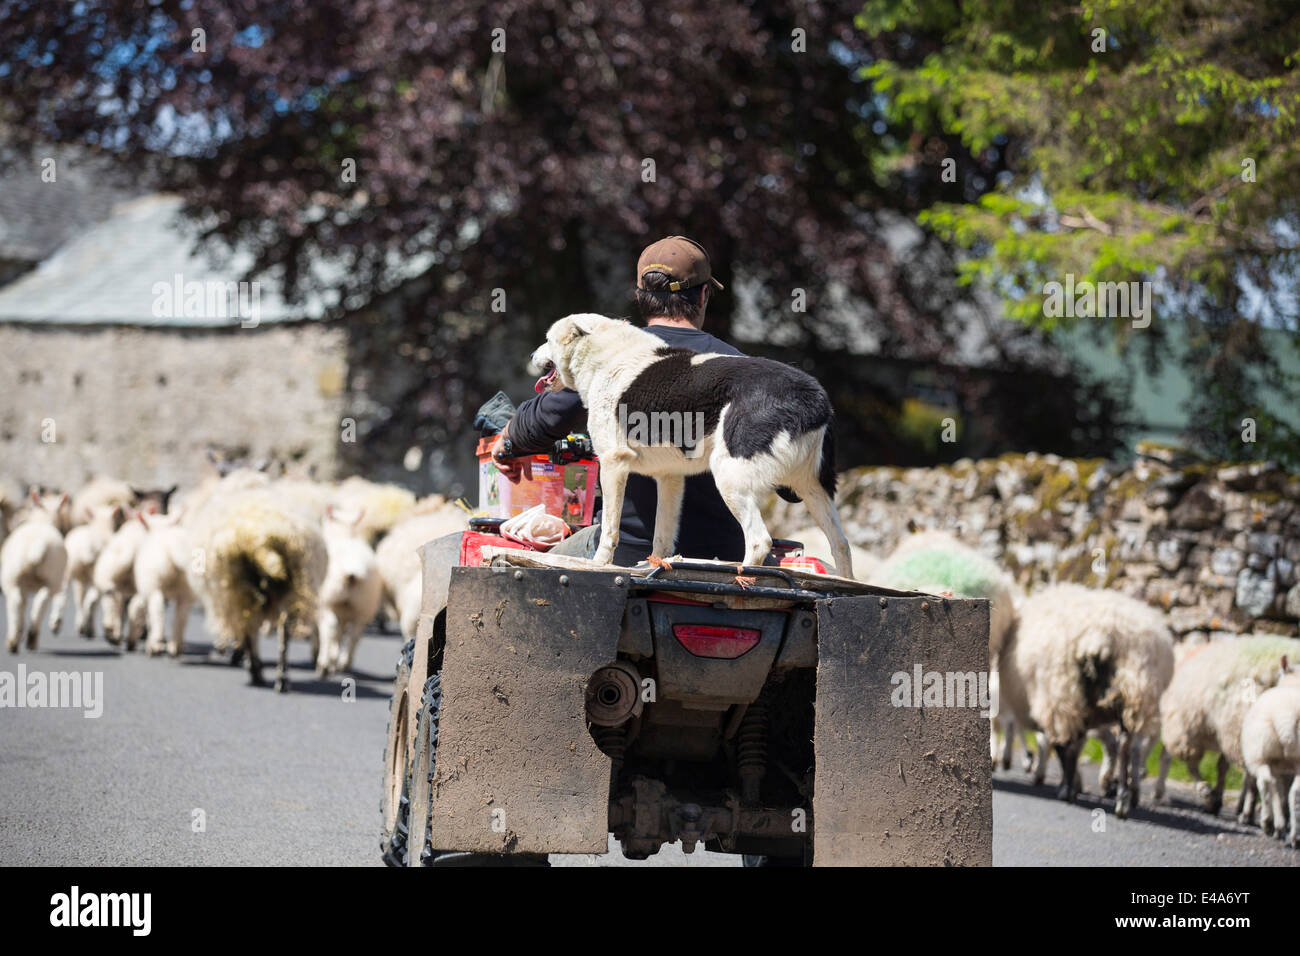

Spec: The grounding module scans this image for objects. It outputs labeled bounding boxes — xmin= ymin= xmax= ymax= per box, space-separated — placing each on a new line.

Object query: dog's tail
xmin=817 ymin=424 xmax=837 ymax=497
xmin=775 ymin=424 xmax=837 ymax=503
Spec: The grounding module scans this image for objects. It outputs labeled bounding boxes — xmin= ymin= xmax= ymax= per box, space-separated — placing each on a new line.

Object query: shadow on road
xmin=994 ymin=771 xmax=1256 ymax=837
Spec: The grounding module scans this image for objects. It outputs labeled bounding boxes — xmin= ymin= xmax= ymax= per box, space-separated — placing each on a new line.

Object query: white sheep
xmin=870 ymin=531 xmax=1020 ymax=768
xmin=271 ymin=477 xmax=334 ymax=524
xmin=1154 ymin=635 xmax=1299 ymax=820
xmin=15 ymin=488 xmax=74 ymax=535
xmin=176 ymin=467 xmax=271 ymax=531
xmin=1 ymin=492 xmax=69 ymax=652
xmin=49 ymin=504 xmax=125 ymax=637
xmin=130 ymin=510 xmax=195 ymax=658
xmin=329 ymin=477 xmax=418 ymax=546
xmin=1241 ymin=657 xmax=1300 ymax=846
xmin=187 ymin=487 xmax=326 ymax=692
xmin=69 ymin=476 xmax=135 ymax=527
xmin=316 ymin=505 xmax=383 ymax=677
xmin=1003 ymin=583 xmax=1174 ymax=817
xmin=92 ymin=514 xmax=149 ymax=648
xmin=374 ymin=501 xmax=468 ymax=639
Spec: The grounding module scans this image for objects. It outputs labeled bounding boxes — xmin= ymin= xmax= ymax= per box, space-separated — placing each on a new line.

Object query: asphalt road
xmin=1 ymin=603 xmax=1296 ymax=867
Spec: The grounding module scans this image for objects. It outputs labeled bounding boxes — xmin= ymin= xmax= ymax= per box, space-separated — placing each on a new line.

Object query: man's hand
xmin=491 ymin=427 xmax=533 ymax=484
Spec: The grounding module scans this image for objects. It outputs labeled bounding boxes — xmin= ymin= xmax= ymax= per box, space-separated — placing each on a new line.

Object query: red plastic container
xmin=476 ymin=436 xmax=598 ymax=526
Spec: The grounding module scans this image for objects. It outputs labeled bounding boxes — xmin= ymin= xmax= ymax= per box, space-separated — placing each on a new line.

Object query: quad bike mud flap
xmin=814 ymin=594 xmax=992 ymax=866
xmin=428 ymin=565 xmax=627 ymax=854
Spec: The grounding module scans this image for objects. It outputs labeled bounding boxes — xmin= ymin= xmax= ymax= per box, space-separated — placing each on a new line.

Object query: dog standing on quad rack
xmin=530 ymin=313 xmax=854 ymax=578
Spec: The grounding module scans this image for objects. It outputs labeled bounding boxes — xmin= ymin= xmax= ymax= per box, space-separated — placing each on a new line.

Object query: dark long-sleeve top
xmin=507 ymin=324 xmax=746 ymax=565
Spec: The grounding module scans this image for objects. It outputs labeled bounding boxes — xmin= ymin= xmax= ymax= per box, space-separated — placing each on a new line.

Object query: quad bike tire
xmin=406 ymin=672 xmax=442 ymax=866
xmin=380 ymin=639 xmax=416 ymax=867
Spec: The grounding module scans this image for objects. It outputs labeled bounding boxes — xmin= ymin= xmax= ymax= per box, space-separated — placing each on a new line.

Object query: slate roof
xmin=0 ymin=194 xmax=338 ymax=326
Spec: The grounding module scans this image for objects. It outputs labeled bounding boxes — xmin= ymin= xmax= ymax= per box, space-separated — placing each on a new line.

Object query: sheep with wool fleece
xmin=1 ymin=492 xmax=69 ymax=653
xmin=49 ymin=504 xmax=125 ymax=637
xmin=186 ymin=487 xmax=326 ymax=692
xmin=316 ymin=505 xmax=384 ymax=676
xmin=1240 ymin=658 xmax=1300 ymax=846
xmin=329 ymin=477 xmax=418 ymax=546
xmin=69 ymin=476 xmax=135 ymax=527
xmin=374 ymin=501 xmax=468 ymax=640
xmin=1004 ymin=582 xmax=1174 ymax=817
xmin=14 ymin=489 xmax=74 ymax=535
xmin=130 ymin=509 xmax=195 ymax=658
xmin=1154 ymin=635 xmax=1300 ymax=820
xmin=92 ymin=514 xmax=149 ymax=648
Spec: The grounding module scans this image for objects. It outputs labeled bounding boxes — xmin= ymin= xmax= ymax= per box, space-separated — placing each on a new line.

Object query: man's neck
xmin=647 ymin=316 xmax=703 ymax=331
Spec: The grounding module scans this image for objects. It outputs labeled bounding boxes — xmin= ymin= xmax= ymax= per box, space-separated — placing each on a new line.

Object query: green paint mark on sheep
xmin=876 ymin=548 xmax=1003 ymax=598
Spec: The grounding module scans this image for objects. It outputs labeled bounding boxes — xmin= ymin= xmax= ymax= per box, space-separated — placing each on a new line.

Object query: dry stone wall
xmin=770 ymin=446 xmax=1300 ymax=643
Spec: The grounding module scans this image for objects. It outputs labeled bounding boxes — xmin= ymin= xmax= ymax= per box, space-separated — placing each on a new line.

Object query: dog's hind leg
xmin=712 ymin=465 xmax=772 ymax=567
xmin=592 ymin=457 xmax=631 ymax=565
xmin=796 ymin=482 xmax=853 ymax=579
xmin=651 ymin=474 xmax=685 ymax=559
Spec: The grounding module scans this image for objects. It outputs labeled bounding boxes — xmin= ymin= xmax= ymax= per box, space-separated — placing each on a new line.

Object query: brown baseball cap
xmin=636 ymin=236 xmax=725 ymax=292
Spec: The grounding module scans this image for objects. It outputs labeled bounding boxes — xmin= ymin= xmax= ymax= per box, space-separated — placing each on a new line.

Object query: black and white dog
xmin=530 ymin=314 xmax=854 ymax=577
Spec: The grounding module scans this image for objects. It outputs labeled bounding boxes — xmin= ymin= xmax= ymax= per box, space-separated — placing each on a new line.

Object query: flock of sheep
xmin=865 ymin=529 xmax=1300 ymax=848
xmin=4 ymin=472 xmax=1300 ymax=849
xmin=0 ymin=468 xmax=467 ymax=692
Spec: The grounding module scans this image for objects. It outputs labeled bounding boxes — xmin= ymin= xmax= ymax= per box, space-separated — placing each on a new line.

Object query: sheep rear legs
xmin=317 ymin=610 xmax=340 ymax=678
xmin=1288 ymin=776 xmax=1300 ymax=848
xmin=1114 ymin=730 xmax=1138 ymax=819
xmin=1256 ymin=768 xmax=1288 ymax=839
xmin=5 ymin=587 xmax=27 ymax=654
xmin=26 ymin=586 xmax=53 ymax=650
xmin=242 ymin=631 xmax=265 ymax=686
xmin=1206 ymin=753 xmax=1229 ymax=816
xmin=169 ymin=597 xmax=191 ymax=658
xmin=145 ymin=591 xmax=168 ymax=657
xmin=274 ymin=619 xmax=291 ymax=693
xmin=1054 ymin=737 xmax=1084 ymax=803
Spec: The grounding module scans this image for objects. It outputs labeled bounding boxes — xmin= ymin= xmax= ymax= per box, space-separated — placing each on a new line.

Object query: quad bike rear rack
xmin=477 ymin=547 xmax=919 ymax=603
xmin=636 ymin=560 xmax=827 ymax=601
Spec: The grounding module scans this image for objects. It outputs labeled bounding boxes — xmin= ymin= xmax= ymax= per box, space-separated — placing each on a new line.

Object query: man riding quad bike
xmin=379 ymin=239 xmax=992 ymax=867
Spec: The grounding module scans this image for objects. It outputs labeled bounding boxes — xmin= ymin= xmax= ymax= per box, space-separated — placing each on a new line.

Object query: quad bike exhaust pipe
xmin=586 ymin=660 xmax=644 ymax=727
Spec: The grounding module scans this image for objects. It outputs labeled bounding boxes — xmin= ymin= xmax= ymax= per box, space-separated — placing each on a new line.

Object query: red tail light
xmin=672 ymin=624 xmax=761 ymax=659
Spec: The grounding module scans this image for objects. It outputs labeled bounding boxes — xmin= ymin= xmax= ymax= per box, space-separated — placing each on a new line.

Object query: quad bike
xmin=380 ymin=513 xmax=993 ymax=867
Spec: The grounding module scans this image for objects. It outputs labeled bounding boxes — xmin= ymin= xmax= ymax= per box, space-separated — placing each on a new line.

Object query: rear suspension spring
xmin=737 ymin=701 xmax=769 ymax=804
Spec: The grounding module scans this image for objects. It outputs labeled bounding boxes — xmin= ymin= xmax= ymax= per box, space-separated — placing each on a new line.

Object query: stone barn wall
xmin=770 ymin=447 xmax=1300 ymax=643
xmin=0 ymin=322 xmax=349 ymax=491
